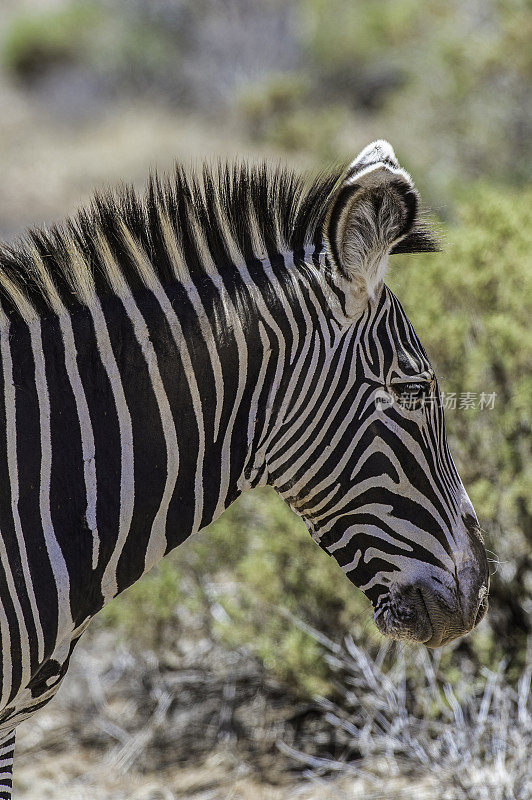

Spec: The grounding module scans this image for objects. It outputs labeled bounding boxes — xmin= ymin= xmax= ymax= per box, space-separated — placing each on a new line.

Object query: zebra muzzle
xmin=373 ymin=561 xmax=489 ymax=649
xmin=419 ymin=564 xmax=489 ymax=649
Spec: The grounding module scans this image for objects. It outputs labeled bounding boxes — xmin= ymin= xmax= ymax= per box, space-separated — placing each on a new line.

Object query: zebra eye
xmin=389 ymin=380 xmax=432 ymax=410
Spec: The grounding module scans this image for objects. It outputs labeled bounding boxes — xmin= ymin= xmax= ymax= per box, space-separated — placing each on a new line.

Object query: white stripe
xmin=261 ymin=257 xmax=300 ymax=364
xmin=0 ymin=602 xmax=12 ymax=707
xmin=0 ymin=737 xmax=14 ymax=759
xmin=90 ymin=300 xmax=135 ymax=603
xmin=0 ymin=313 xmax=45 ymax=666
xmin=230 ymin=259 xmax=287 ymax=469
xmin=185 ymin=279 xmax=225 ymax=442
xmin=267 ymin=255 xmax=328 ymax=424
xmin=210 ymin=272 xmax=248 ymax=520
xmin=0 ymin=328 xmax=31 ymax=699
xmin=29 ymin=320 xmax=73 ymax=644
xmin=272 ymin=348 xmax=362 ymax=496
xmin=0 ymin=530 xmax=30 ymax=705
xmin=269 ymin=250 xmax=340 ymax=440
xmin=269 ymin=326 xmax=355 ymax=471
xmin=324 ymin=516 xmax=450 ymax=566
xmin=240 ymin=320 xmax=272 ymax=488
xmin=148 ymin=285 xmax=206 ymax=535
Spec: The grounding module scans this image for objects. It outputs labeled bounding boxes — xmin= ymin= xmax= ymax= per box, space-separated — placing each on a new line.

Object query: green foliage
xmin=238 ymin=73 xmax=309 ymax=139
xmin=300 ymin=0 xmax=420 ymax=77
xmin=208 ymin=490 xmax=374 ymax=695
xmin=1 ymin=3 xmax=103 ymax=78
xmin=99 ymin=557 xmax=188 ymax=649
xmin=238 ymin=73 xmax=345 ymax=159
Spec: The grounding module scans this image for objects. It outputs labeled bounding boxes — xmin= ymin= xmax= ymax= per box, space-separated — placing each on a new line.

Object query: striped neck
xmin=0 ymin=241 xmax=340 ymax=635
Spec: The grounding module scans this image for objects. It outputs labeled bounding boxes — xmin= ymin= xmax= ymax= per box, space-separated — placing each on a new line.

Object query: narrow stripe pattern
xmin=0 ymin=731 xmax=14 ymax=799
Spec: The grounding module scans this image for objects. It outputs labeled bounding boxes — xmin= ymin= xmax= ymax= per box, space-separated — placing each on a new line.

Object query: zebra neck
xmin=0 ymin=266 xmax=294 ymax=631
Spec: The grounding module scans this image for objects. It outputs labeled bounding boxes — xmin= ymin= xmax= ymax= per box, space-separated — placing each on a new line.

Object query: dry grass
xmin=280 ymin=623 xmax=532 ymax=800
xmin=14 ymin=624 xmax=531 ymax=799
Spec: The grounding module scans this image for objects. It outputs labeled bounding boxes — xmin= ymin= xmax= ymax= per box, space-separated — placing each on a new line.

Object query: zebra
xmin=0 ymin=140 xmax=488 ymax=797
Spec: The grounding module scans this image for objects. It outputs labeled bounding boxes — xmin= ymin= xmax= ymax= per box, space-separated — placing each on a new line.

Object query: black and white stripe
xmin=0 ymin=141 xmax=487 ymax=797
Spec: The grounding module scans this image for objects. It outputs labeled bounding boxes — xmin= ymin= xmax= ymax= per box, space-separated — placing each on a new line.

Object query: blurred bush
xmin=2 ymin=0 xmax=529 ymax=185
xmin=1 ymin=3 xmax=102 ymax=79
xmin=1 ymin=0 xmax=181 ymax=102
xmin=238 ymin=72 xmax=309 ymax=141
xmin=300 ymin=0 xmax=532 ymax=184
xmin=237 ymin=72 xmax=346 ymax=158
xmin=237 ymin=0 xmax=532 ymax=187
xmin=298 ymin=0 xmax=414 ymax=110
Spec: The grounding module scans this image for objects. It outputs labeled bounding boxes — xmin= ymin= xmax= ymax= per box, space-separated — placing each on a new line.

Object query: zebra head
xmin=269 ymin=141 xmax=489 ymax=648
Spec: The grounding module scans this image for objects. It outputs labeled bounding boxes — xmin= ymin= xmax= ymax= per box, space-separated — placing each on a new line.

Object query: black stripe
xmin=0 ymin=336 xmax=40 ymax=678
xmin=10 ymin=321 xmax=59 ymax=660
xmin=42 ymin=314 xmax=88 ymax=624
xmin=96 ymin=294 xmax=168 ymax=596
xmin=70 ymin=305 xmax=119 ymax=615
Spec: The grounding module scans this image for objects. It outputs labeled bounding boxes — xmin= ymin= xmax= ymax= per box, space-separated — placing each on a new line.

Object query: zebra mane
xmin=0 ymin=160 xmax=437 ymax=322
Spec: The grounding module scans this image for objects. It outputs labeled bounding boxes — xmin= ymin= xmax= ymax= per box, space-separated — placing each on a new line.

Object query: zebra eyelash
xmin=388 ymin=376 xmax=435 ymax=409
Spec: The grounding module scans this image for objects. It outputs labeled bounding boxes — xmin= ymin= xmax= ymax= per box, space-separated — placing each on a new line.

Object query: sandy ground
xmin=15 ymin=747 xmax=311 ymax=800
xmin=15 ymin=740 xmax=432 ymax=800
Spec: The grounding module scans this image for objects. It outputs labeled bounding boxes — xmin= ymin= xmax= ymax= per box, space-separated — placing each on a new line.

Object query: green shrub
xmin=237 ymin=72 xmax=347 ymax=159
xmin=238 ymin=73 xmax=309 ymax=140
xmin=1 ymin=1 xmax=176 ymax=86
xmin=296 ymin=0 xmax=531 ymax=183
xmin=1 ymin=3 xmax=103 ymax=78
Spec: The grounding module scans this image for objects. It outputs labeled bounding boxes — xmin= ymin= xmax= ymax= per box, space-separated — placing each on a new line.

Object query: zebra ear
xmin=324 ymin=140 xmax=437 ymax=301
